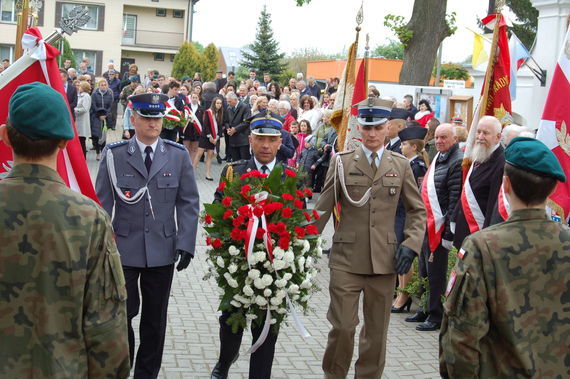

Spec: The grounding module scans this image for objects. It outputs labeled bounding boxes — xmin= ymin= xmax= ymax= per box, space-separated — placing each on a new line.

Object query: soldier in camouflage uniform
xmin=0 ymin=82 xmax=130 ymax=378
xmin=440 ymin=136 xmax=570 ymax=377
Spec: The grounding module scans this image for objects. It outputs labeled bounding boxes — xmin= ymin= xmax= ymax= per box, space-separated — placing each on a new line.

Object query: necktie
xmin=370 ymin=152 xmax=378 ymax=175
xmin=144 ymin=146 xmax=153 ymax=173
xmin=261 ymin=165 xmax=269 ymax=174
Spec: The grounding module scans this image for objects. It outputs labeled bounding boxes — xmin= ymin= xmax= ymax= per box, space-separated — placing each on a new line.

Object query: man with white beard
xmin=452 ymin=116 xmax=505 ymax=249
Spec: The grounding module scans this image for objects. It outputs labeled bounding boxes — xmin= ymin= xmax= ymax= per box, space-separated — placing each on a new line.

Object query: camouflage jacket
xmin=439 ymin=208 xmax=570 ymax=378
xmin=0 ymin=164 xmax=130 ymax=378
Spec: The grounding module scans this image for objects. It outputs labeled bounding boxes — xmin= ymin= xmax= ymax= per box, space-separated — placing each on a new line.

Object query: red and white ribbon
xmin=187 ymin=106 xmax=203 ymax=134
xmin=422 ymin=152 xmax=445 ymax=252
xmin=497 ymin=183 xmax=510 ymax=221
xmin=460 ymin=163 xmax=485 ymax=233
xmin=244 ymin=191 xmax=273 ymax=268
xmin=205 ymin=109 xmax=218 ymax=139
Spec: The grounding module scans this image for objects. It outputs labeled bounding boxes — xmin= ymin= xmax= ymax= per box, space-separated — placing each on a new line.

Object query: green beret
xmin=9 ymin=82 xmax=73 ymax=140
xmin=505 ymin=136 xmax=566 ymax=182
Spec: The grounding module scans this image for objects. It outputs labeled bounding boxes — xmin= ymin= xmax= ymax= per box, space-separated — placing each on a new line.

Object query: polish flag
xmin=536 ymin=26 xmax=570 ymax=223
xmin=0 ymin=28 xmax=98 ymax=203
xmin=508 ymin=33 xmax=531 ymax=100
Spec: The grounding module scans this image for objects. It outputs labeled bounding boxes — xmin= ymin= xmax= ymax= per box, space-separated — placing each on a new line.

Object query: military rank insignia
xmin=445 ymin=270 xmax=457 ymax=297
xmin=389 ymin=187 xmax=397 ymax=196
xmin=385 ymin=173 xmax=398 ymax=177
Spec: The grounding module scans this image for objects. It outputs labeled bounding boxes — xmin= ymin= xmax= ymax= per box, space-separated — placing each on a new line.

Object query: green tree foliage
xmin=172 ymin=41 xmax=204 ymax=79
xmin=506 ymin=0 xmax=538 ymax=50
xmin=202 ymin=43 xmax=219 ymax=81
xmin=240 ymin=5 xmax=287 ymax=78
xmin=284 ymin=48 xmax=331 ymax=78
xmin=432 ymin=63 xmax=470 ymax=81
xmin=372 ymin=40 xmax=405 ymax=60
xmin=60 ymin=37 xmax=77 ymax=68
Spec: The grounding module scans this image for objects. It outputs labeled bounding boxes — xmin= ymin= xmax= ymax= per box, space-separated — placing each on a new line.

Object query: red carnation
xmin=304 ymin=211 xmax=311 ymax=222
xmin=206 ymin=236 xmax=212 ymax=245
xmin=222 ymin=196 xmax=232 ymax=207
xmin=279 ymin=236 xmax=290 ymax=250
xmin=304 ymin=188 xmax=313 ymax=197
xmin=240 ymin=172 xmax=251 ymax=180
xmin=260 ymin=173 xmax=269 ymax=178
xmin=217 ymin=181 xmax=227 ymax=192
xmin=275 ymin=222 xmax=287 ymax=234
xmin=281 ymin=207 xmax=293 ymax=218
xmin=294 ymin=198 xmax=304 ymax=209
xmin=306 ymin=224 xmax=318 ymax=235
xmin=312 ymin=209 xmax=321 ymax=220
xmin=285 ymin=169 xmax=296 ymax=177
xmin=240 ymin=184 xmax=251 ymax=195
xmin=253 ymin=206 xmax=264 ymax=217
xmin=212 ymin=238 xmax=223 ymax=249
xmin=295 ymin=190 xmax=305 ymax=198
xmin=231 ymin=227 xmax=244 ymax=241
xmin=256 ymin=227 xmax=266 ymax=239
xmin=238 ymin=205 xmax=250 ymax=217
xmin=223 ymin=210 xmax=233 ymax=219
xmin=272 ymin=202 xmax=284 ymax=211
xmin=282 ymin=193 xmax=294 ymax=201
xmin=295 ymin=226 xmax=306 ymax=238
xmin=232 ymin=215 xmax=245 ymax=227
xmin=264 ymin=203 xmax=276 ymax=214
xmin=204 ymin=214 xmax=213 ymax=224
xmin=250 ymin=170 xmax=261 ymax=178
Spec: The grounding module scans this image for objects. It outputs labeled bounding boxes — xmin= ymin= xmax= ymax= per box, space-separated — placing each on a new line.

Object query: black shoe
xmin=391 ymin=297 xmax=412 ymax=313
xmin=217 ymin=155 xmax=223 ymax=164
xmin=211 ymin=354 xmax=239 ymax=379
xmin=200 ymin=155 xmax=205 ymax=162
xmin=206 ymin=176 xmax=214 ymax=181
xmin=416 ymin=320 xmax=441 ymax=331
xmin=405 ymin=311 xmax=428 ymax=323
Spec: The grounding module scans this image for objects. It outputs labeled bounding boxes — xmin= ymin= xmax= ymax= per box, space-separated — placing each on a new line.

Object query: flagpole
xmin=478 ymin=13 xmax=501 ymax=120
xmin=364 ymin=33 xmax=369 ymax=88
xmin=14 ymin=0 xmax=30 ymax=60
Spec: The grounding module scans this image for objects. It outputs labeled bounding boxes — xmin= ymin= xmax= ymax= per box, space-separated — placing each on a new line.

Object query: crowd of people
xmin=1 ymin=57 xmax=567 ymax=379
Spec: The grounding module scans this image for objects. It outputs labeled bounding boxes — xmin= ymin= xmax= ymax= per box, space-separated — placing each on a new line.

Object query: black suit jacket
xmin=386 ymin=138 xmax=402 ymax=154
xmin=225 ymin=102 xmax=252 ymax=147
xmin=65 ymin=82 xmax=78 ymax=120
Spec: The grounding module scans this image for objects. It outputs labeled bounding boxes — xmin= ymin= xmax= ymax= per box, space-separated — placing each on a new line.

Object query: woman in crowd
xmin=268 ymin=99 xmax=279 ymax=114
xmin=289 ymin=92 xmax=301 ymax=119
xmin=122 ymin=86 xmax=146 ymax=140
xmin=312 ymin=109 xmax=334 ymax=192
xmin=184 ymin=92 xmax=204 ymax=162
xmin=192 ymin=82 xmax=203 ymax=103
xmin=90 ymin=78 xmax=113 ymax=160
xmin=424 ymin=117 xmax=440 ymax=162
xmin=414 ymin=99 xmax=434 ymax=127
xmin=282 ymin=86 xmax=291 ymax=95
xmin=267 ymin=82 xmax=281 ymax=99
xmin=298 ymin=95 xmax=322 ymax=132
xmin=320 ymin=92 xmax=331 ymax=110
xmin=193 ymin=96 xmax=224 ymax=181
xmin=74 ymin=81 xmax=92 ymax=157
xmin=122 ymin=63 xmax=138 ymax=82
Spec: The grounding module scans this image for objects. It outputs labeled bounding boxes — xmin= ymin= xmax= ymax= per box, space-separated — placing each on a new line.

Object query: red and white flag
xmin=536 ymin=26 xmax=570 ymax=223
xmin=421 ymin=153 xmax=445 ymax=252
xmin=0 ymin=28 xmax=98 ymax=203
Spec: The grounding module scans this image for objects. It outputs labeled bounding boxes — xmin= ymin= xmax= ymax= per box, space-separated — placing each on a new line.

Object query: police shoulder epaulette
xmin=336 ymin=149 xmax=354 ymax=156
xmin=229 ymin=159 xmax=247 ymax=166
xmin=108 ymin=140 xmax=128 ymax=149
xmin=163 ymin=139 xmax=186 ymax=150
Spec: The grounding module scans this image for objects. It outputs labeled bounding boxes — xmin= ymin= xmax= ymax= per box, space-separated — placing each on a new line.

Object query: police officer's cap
xmin=250 ymin=111 xmax=283 ymax=136
xmin=355 ymin=96 xmax=394 ymax=126
xmin=129 ymin=93 xmax=169 ymax=118
xmin=399 ymin=126 xmax=427 ymax=141
xmin=505 ymin=136 xmax=566 ymax=182
xmin=9 ymin=82 xmax=74 ymax=140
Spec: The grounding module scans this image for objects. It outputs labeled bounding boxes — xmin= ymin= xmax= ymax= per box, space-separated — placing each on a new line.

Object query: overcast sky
xmin=192 ymin=0 xmax=504 ymax=64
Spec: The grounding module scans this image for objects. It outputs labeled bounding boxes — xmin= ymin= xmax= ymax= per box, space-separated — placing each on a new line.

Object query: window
xmin=156 ymin=8 xmax=166 ymax=17
xmin=59 ymin=2 xmax=102 ymax=30
xmin=0 ymin=44 xmax=14 ymax=63
xmin=173 ymin=9 xmax=184 ymax=18
xmin=73 ymin=49 xmax=97 ymax=72
xmin=1 ymin=0 xmax=16 ymax=23
xmin=170 ymin=54 xmax=175 ymax=62
xmin=154 ymin=53 xmax=164 ymax=61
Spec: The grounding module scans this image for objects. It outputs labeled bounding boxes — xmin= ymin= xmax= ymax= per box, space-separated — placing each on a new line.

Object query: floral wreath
xmin=162 ymin=107 xmax=186 ymax=130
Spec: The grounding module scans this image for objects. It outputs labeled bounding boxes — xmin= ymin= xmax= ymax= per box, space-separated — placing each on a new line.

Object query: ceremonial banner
xmin=536 ymin=26 xmax=570 ymax=223
xmin=0 ymin=28 xmax=98 ymax=203
xmin=508 ymin=33 xmax=531 ymax=100
xmin=342 ymin=59 xmax=367 ymax=151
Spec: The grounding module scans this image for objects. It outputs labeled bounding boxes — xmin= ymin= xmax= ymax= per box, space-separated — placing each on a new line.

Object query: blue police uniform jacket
xmin=95 ymin=137 xmax=200 ymax=267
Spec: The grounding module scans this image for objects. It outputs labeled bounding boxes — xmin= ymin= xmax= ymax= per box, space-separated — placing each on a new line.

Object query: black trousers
xmin=123 ymin=264 xmax=175 ymax=379
xmin=218 ymin=310 xmax=279 ymax=379
xmin=160 ymin=127 xmax=179 ymax=142
xmin=313 ymin=165 xmax=328 ymax=192
xmin=227 ymin=145 xmax=251 ymax=162
xmin=418 ymin=238 xmax=448 ymax=323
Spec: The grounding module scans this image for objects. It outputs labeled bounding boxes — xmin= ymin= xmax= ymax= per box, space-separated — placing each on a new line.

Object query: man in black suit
xmin=214 ymin=70 xmax=227 ymax=92
xmin=60 ymin=68 xmax=77 ymax=120
xmin=224 ymin=92 xmax=252 ymax=161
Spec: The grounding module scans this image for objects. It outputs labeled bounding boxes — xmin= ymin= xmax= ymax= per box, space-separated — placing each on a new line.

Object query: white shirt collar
xmin=408 ymin=155 xmax=418 ymax=162
xmin=360 ymin=144 xmax=384 ymax=166
xmin=491 ymin=142 xmax=501 ymax=153
xmin=135 ymin=137 xmax=159 ymax=160
xmin=254 ymin=157 xmax=276 ymax=173
xmin=389 ymin=136 xmax=400 ymax=146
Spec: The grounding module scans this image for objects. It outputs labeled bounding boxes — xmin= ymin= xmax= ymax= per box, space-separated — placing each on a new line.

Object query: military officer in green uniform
xmin=440 ymin=136 xmax=570 ymax=377
xmin=0 ymin=82 xmax=130 ymax=378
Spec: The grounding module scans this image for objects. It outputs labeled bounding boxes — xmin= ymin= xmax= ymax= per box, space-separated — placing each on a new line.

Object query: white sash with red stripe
xmin=186 ymin=105 xmax=202 ymax=134
xmin=421 ymin=152 xmax=445 ymax=252
xmin=497 ymin=183 xmax=510 ymax=221
xmin=205 ymin=108 xmax=218 ymax=139
xmin=163 ymin=100 xmax=181 ymax=122
xmin=460 ymin=163 xmax=485 ymax=233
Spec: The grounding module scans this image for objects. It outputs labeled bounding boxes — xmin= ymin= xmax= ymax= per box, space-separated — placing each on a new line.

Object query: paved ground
xmin=87 ymin=127 xmax=440 ymax=378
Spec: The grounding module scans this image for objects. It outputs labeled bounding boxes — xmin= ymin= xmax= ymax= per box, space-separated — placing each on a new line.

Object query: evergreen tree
xmin=60 ymin=37 xmax=77 ymax=68
xmin=240 ymin=5 xmax=287 ymax=77
xmin=202 ymin=43 xmax=219 ymax=81
xmin=172 ymin=41 xmax=204 ymax=79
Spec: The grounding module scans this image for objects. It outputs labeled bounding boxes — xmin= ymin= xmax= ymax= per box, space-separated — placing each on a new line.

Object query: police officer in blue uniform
xmin=95 ymin=93 xmax=200 ymax=379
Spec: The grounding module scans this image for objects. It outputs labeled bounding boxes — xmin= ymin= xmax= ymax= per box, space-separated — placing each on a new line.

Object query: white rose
xmin=275 ymin=279 xmax=287 ymax=288
xmin=283 ymin=273 xmax=292 ymax=281
xmin=276 ymin=307 xmax=288 ymax=314
xmin=297 ymin=257 xmax=306 ymax=272
xmin=229 ymin=245 xmax=240 ymax=256
xmin=263 ymin=288 xmax=272 ymax=297
xmin=288 ymin=284 xmax=299 ymax=294
xmin=290 ymin=261 xmax=296 ymax=274
xmin=246 ymin=313 xmax=258 ymax=321
xmin=230 ymin=300 xmax=242 ymax=307
xmin=216 ymin=256 xmax=225 ymax=268
xmin=273 ymin=260 xmax=287 ymax=270
xmin=243 ymin=285 xmax=254 ymax=297
xmin=284 ymin=251 xmax=295 ymax=263
xmin=292 ymin=294 xmax=300 ymax=300
xmin=261 ymin=274 xmax=273 ymax=286
xmin=300 ymin=279 xmax=311 ymax=289
xmin=306 ymin=256 xmax=314 ymax=269
xmin=301 ymin=295 xmax=310 ymax=302
xmin=254 ymin=278 xmax=266 ymax=289
xmin=241 ymin=264 xmax=249 ymax=270
xmin=270 ymin=296 xmax=283 ymax=306
xmin=228 ymin=263 xmax=238 ymax=274
xmin=270 ymin=318 xmax=277 ymax=324
xmin=275 ymin=289 xmax=287 ymax=299
xmin=272 ymin=247 xmax=285 ymax=259
xmin=302 ymin=240 xmax=310 ymax=253
xmin=248 ymin=269 xmax=261 ymax=280
xmin=255 ymin=296 xmax=268 ymax=306
xmin=224 ymin=272 xmax=239 ymax=288
xmin=254 ymin=251 xmax=266 ymax=263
